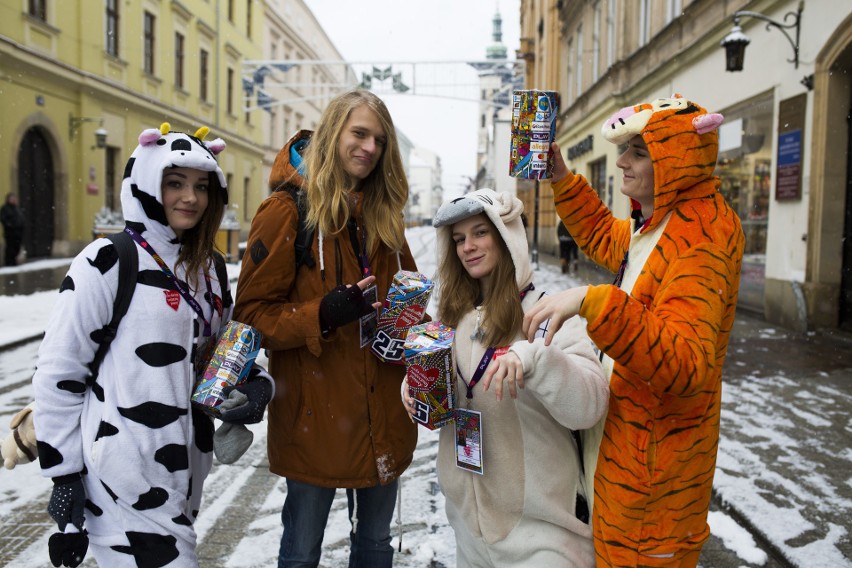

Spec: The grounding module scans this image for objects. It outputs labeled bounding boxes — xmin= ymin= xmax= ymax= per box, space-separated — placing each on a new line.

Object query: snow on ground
xmin=1 ymin=226 xmax=850 ymax=566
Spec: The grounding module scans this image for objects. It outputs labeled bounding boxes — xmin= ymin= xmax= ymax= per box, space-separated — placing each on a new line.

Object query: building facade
xmin=1 ymin=0 xmax=348 ymax=260
xmin=518 ymin=0 xmax=852 ymax=332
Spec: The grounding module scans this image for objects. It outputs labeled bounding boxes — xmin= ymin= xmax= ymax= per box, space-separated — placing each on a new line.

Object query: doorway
xmin=17 ymin=128 xmax=55 ymax=259
xmin=840 ymin=75 xmax=852 ymax=331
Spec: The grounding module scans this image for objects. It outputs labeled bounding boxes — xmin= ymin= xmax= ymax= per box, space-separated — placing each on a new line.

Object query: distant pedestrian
xmin=557 ymin=221 xmax=578 ymax=275
xmin=403 ymin=188 xmax=608 ymax=567
xmin=523 ymin=95 xmax=745 ymax=566
xmin=1 ymin=192 xmax=25 ymax=266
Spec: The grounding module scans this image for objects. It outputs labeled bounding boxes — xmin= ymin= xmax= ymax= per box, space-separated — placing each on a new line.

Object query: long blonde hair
xmin=303 ymin=89 xmax=408 ymax=252
xmin=436 ymin=217 xmax=524 ymax=347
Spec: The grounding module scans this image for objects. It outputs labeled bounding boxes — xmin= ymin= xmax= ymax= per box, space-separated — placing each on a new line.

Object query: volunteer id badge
xmin=455 ymin=408 xmax=484 ymax=475
xmin=359 ymin=285 xmax=379 ymax=348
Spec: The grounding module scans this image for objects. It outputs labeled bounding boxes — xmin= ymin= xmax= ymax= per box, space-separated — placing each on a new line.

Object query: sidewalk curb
xmin=0 ymin=333 xmax=43 ymax=353
xmin=711 ymin=490 xmax=795 ymax=567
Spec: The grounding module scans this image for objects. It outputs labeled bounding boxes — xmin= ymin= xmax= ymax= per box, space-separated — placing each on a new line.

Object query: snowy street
xmin=0 ymin=226 xmax=850 ymax=567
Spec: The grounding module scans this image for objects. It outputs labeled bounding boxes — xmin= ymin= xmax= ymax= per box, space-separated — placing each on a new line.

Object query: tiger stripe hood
xmin=601 ymin=95 xmax=724 ymax=232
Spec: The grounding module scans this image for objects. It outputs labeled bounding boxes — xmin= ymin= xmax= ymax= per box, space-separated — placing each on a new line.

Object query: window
xmin=592 ymin=2 xmax=601 ymax=83
xmin=243 ymin=177 xmax=252 ymax=222
xmin=227 ymin=68 xmax=234 ymax=115
xmin=247 ymin=0 xmax=253 ymax=38
xmin=575 ymin=25 xmax=583 ymax=96
xmin=105 ymin=147 xmax=119 ymax=212
xmin=639 ymin=0 xmax=650 ymax=46
xmin=28 ymin=0 xmax=47 ymax=21
xmin=227 ymin=0 xmax=234 ymax=22
xmin=589 ymin=157 xmax=607 ymax=205
xmin=143 ymin=12 xmax=155 ymax=75
xmin=106 ymin=0 xmax=120 ymax=57
xmin=174 ymin=32 xmax=185 ymax=89
xmin=607 ymin=0 xmax=616 ymax=68
xmin=200 ymin=49 xmax=209 ymax=101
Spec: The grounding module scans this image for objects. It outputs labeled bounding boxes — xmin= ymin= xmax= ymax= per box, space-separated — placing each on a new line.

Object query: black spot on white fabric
xmin=171 ymin=138 xmax=192 ymax=152
xmin=111 ymin=531 xmax=179 ymax=568
xmin=135 ymin=342 xmax=187 ymax=367
xmin=123 ymin=157 xmax=135 ymax=179
xmin=95 ymin=421 xmax=119 ymax=440
xmin=250 ymin=239 xmax=269 ymax=265
xmin=59 ymin=275 xmax=75 ymax=293
xmin=138 ymin=269 xmax=174 ymax=290
xmin=132 ymin=487 xmax=169 ymax=510
xmin=101 ymin=480 xmax=118 ymax=502
xmin=156 ymin=139 xmax=167 ymax=146
xmin=126 ymin=220 xmax=145 ymax=234
xmin=36 ymin=441 xmax=63 ymax=469
xmin=154 ymin=444 xmax=188 ymax=472
xmin=192 ymin=409 xmax=214 ymax=453
xmin=91 ymin=380 xmax=105 ymax=402
xmin=118 ymin=402 xmax=187 ymax=428
xmin=131 ymin=184 xmax=168 ymax=226
xmin=57 ymin=380 xmax=87 ymax=394
xmin=172 ymin=513 xmax=192 ymax=526
xmin=85 ymin=498 xmax=103 ymax=517
xmin=87 ymin=243 xmax=119 ymax=275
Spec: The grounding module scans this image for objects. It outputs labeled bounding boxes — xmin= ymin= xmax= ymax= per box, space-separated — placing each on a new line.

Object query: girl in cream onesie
xmin=402 ymin=188 xmax=608 ymax=567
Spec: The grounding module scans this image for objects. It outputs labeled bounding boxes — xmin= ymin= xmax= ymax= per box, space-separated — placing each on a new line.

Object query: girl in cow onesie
xmin=523 ymin=95 xmax=745 ymax=566
xmin=33 ymin=124 xmax=272 ymax=567
xmin=403 ymin=188 xmax=608 ymax=567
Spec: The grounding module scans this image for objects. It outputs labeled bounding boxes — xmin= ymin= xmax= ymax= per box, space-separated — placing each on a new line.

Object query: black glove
xmin=47 ymin=474 xmax=86 ymax=532
xmin=319 ymin=284 xmax=375 ymax=334
xmin=48 ymin=530 xmax=89 ymax=567
xmin=219 ymin=371 xmax=273 ymax=424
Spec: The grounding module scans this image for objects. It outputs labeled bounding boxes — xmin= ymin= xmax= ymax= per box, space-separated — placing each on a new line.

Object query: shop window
xmin=716 ymin=94 xmax=773 ymax=311
xmin=589 ymin=157 xmax=607 ymax=206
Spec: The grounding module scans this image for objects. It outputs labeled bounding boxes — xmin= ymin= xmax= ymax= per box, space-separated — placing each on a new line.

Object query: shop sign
xmin=567 ymin=134 xmax=594 ymax=160
xmin=776 ymin=129 xmax=801 ymax=200
xmin=775 ymin=93 xmax=806 ymax=201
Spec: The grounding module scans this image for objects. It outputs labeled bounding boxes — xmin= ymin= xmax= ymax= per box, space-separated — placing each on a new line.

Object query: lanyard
xmin=346 ymin=218 xmax=372 ymax=277
xmin=458 ymin=283 xmax=535 ymax=399
xmin=124 ymin=227 xmax=214 ymax=337
xmin=457 ymin=347 xmax=496 ymax=400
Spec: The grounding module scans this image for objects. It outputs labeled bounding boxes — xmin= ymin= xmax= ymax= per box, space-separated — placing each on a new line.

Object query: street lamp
xmin=69 ymin=114 xmax=107 ymax=148
xmin=720 ymin=1 xmax=802 ymax=72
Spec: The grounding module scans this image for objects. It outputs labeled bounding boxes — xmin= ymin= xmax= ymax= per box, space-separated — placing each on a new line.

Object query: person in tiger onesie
xmin=522 ymin=94 xmax=745 ymax=567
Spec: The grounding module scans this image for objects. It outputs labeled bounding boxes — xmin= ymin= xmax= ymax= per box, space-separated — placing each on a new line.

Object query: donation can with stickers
xmin=509 ymin=89 xmax=560 ymax=179
xmin=404 ymin=321 xmax=455 ymax=430
xmin=371 ymin=270 xmax=433 ymax=364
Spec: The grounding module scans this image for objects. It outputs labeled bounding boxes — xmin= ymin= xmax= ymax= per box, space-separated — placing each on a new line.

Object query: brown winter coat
xmin=234 ymin=131 xmax=418 ymax=488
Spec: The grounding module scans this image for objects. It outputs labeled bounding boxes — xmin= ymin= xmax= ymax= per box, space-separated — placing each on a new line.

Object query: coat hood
xmin=433 ymin=188 xmax=532 ymax=289
xmin=121 ymin=123 xmax=227 ymax=242
xmin=269 ymin=129 xmax=313 ymax=191
xmin=601 ymin=94 xmax=724 ymax=232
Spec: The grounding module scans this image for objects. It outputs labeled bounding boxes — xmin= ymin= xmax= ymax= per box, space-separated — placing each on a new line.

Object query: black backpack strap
xmin=211 ymin=251 xmax=232 ymax=310
xmin=88 ymin=231 xmax=138 ymax=381
xmin=283 ymin=184 xmax=316 ymax=271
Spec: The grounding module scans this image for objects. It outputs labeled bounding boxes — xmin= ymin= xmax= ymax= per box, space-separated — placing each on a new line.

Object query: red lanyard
xmin=124 ymin=227 xmax=214 ymax=337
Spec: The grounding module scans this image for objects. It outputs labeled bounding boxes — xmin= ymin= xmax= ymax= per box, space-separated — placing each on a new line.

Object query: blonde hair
xmin=303 ymin=89 xmax=408 ymax=252
xmin=436 ymin=216 xmax=524 ymax=347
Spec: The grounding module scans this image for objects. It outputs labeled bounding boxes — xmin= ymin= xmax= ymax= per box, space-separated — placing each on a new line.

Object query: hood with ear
xmin=601 ymin=94 xmax=724 ymax=232
xmin=121 ymin=123 xmax=227 ymax=242
xmin=433 ymin=188 xmax=532 ymax=289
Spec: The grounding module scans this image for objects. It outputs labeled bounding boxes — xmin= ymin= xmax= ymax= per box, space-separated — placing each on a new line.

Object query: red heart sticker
xmin=164 ymin=290 xmax=181 ymax=311
xmin=395 ymin=305 xmax=425 ymax=329
xmin=408 ymin=364 xmax=440 ymax=391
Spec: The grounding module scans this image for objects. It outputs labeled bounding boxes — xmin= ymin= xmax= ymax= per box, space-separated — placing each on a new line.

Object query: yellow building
xmin=0 ymin=0 xmax=263 ymax=259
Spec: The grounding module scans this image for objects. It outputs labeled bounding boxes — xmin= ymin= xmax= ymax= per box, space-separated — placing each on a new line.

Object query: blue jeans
xmin=278 ymin=478 xmax=398 ymax=568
